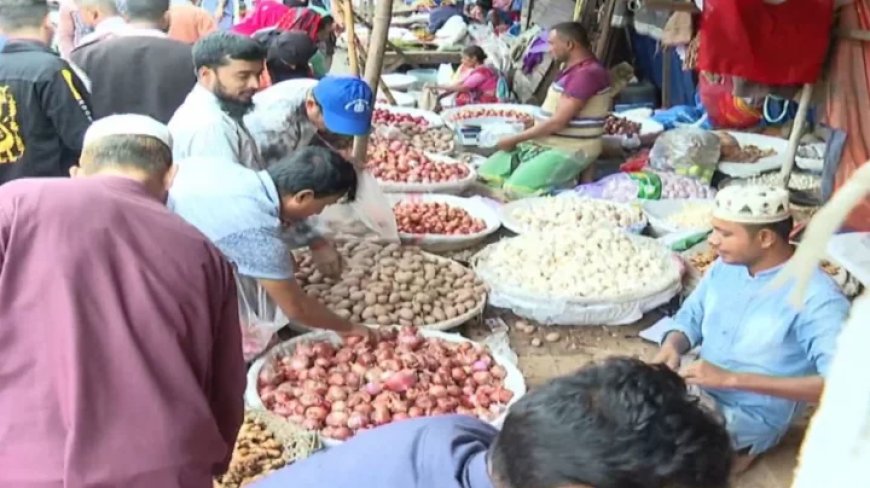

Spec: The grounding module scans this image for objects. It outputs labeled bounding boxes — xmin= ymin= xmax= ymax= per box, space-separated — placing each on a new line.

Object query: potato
xmin=376 ymin=315 xmax=393 ymax=326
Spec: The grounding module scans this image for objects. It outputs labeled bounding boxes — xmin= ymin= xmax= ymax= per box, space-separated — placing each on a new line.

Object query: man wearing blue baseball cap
xmin=245 ymin=74 xmax=374 ymax=165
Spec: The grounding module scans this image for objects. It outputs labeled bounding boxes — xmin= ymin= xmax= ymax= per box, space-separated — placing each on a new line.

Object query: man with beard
xmin=169 ymin=31 xmax=266 ymax=169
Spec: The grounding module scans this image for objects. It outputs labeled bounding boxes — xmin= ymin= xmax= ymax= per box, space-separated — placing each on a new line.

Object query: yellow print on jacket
xmin=0 ymin=85 xmax=25 ymax=164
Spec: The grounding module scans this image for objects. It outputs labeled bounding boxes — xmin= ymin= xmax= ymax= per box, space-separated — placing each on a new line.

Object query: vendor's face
xmin=461 ymin=55 xmax=477 ymax=68
xmin=199 ymin=59 xmax=263 ymax=107
xmin=280 ymin=191 xmax=345 ymax=221
xmin=548 ymin=30 xmax=572 ymax=63
xmin=708 ymin=218 xmax=762 ymax=265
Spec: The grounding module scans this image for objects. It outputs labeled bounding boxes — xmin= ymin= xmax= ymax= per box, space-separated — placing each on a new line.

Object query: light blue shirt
xmin=667 ymin=259 xmax=849 ymax=454
xmin=168 ymin=157 xmax=293 ymax=280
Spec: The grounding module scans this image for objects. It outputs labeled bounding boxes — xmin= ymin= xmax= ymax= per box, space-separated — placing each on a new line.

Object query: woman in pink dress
xmin=428 ymin=45 xmax=500 ymax=106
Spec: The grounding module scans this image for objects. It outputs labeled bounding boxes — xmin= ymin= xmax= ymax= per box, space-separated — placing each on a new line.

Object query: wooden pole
xmin=778 ymin=83 xmax=814 ymax=187
xmin=354 ymin=32 xmax=397 ymax=106
xmin=342 ymin=0 xmax=359 ymax=76
xmin=352 ymin=0 xmax=394 ymax=163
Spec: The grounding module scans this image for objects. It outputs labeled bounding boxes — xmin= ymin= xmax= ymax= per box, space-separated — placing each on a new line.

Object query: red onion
xmin=451 ymin=367 xmax=467 ymax=382
xmin=311 ymin=342 xmax=335 ymax=358
xmin=347 ymin=411 xmax=369 ymax=430
xmin=392 ymin=412 xmax=410 ymax=421
xmin=314 ymin=357 xmax=331 ymax=368
xmin=384 ymin=370 xmax=417 ymax=393
xmin=332 ymin=427 xmax=353 ymax=440
xmin=345 ymin=372 xmax=362 ymax=388
xmin=471 ymin=360 xmax=489 ymax=372
xmin=490 ymin=365 xmax=507 ymax=380
xmin=326 ymin=385 xmax=348 ymax=402
xmin=331 ymin=400 xmax=347 ymax=412
xmin=407 ymin=406 xmax=424 ymax=417
xmin=344 ymin=336 xmax=364 ymax=347
xmin=364 ymin=382 xmax=382 ymax=396
xmin=325 ymin=411 xmax=349 ymax=427
xmin=472 ymin=371 xmax=492 ymax=386
xmin=429 ymin=385 xmax=448 ymax=398
xmin=304 ymin=405 xmax=328 ymax=421
xmin=299 ymin=393 xmax=324 ymax=407
xmin=372 ymin=405 xmax=392 ymax=426
xmin=353 ymin=403 xmax=374 ymax=415
xmin=328 ymin=372 xmax=346 ymax=386
xmin=309 ymin=366 xmax=327 ymax=380
xmin=289 ymin=355 xmax=310 ymax=371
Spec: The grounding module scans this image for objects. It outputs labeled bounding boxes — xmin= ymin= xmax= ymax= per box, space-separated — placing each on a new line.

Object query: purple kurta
xmin=254 ymin=415 xmax=496 ymax=488
xmin=0 ymin=176 xmax=245 ymax=488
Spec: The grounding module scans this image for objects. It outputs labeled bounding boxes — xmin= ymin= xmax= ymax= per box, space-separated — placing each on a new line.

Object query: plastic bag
xmin=479 ymin=143 xmax=586 ymax=197
xmin=649 ymin=127 xmax=721 ymax=183
xmin=569 ymin=171 xmax=717 ymax=202
xmin=318 ymin=169 xmax=400 ymax=242
xmin=236 ymin=274 xmax=287 ymax=362
xmin=698 ymin=74 xmax=762 ymax=129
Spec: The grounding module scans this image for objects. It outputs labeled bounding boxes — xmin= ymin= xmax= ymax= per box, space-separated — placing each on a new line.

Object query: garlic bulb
xmin=477 ymin=227 xmax=679 ymax=300
xmin=509 ymin=197 xmax=644 ymax=233
xmin=665 ymin=203 xmax=714 ymax=230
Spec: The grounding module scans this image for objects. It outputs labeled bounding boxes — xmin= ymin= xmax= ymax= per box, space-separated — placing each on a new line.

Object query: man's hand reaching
xmin=310 ymin=240 xmax=343 ymax=278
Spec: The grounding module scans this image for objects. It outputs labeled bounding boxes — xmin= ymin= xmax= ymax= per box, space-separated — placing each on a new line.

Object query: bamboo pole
xmin=352 ymin=0 xmax=394 ymax=163
xmin=354 ymin=32 xmax=397 ymax=105
xmin=778 ymin=83 xmax=814 ymax=187
xmin=343 ymin=0 xmax=359 ymax=75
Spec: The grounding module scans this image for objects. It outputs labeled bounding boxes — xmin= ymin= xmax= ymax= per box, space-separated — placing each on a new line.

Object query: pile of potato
xmin=407 ymin=127 xmax=455 ymax=153
xmin=509 ymin=196 xmax=645 ymax=233
xmin=295 ymin=242 xmax=487 ymax=327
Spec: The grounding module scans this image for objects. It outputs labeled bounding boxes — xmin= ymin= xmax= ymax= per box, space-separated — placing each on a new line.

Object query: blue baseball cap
xmin=312 ymin=76 xmax=374 ymax=136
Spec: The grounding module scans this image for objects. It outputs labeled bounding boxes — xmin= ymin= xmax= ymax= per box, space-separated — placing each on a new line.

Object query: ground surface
xmin=462 ymin=310 xmax=802 ymax=488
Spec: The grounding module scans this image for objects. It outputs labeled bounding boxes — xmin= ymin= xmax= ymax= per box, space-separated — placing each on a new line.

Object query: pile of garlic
xmin=508 ymin=196 xmax=645 ymax=233
xmin=738 ymin=172 xmax=821 ymax=192
xmin=665 ymin=202 xmax=713 ymax=230
xmin=477 ymin=227 xmax=678 ymax=300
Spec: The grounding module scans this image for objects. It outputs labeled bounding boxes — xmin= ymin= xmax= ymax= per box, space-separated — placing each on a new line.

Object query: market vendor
xmin=245 ymin=75 xmax=374 ymax=165
xmin=426 ymin=45 xmax=499 ymax=106
xmin=482 ymin=22 xmax=611 ymax=195
xmin=169 ymin=146 xmax=376 ymax=359
xmin=653 ymin=185 xmax=850 ymax=473
xmin=0 ymin=115 xmax=244 ymax=487
xmin=252 ymin=357 xmax=732 ymax=488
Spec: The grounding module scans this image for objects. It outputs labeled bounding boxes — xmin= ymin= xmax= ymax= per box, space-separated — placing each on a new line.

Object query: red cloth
xmin=698 ymin=0 xmax=833 ymax=85
xmin=276 ymin=7 xmax=324 ymax=43
xmin=231 ymin=0 xmax=290 ymax=36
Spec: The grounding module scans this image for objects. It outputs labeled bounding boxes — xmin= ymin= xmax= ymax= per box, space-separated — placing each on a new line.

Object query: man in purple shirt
xmin=254 ymin=357 xmax=733 ymax=488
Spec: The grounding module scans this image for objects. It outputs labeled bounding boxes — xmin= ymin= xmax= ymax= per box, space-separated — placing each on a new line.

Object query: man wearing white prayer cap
xmin=0 ymin=114 xmax=244 ymax=488
xmin=652 ymin=185 xmax=850 ymax=473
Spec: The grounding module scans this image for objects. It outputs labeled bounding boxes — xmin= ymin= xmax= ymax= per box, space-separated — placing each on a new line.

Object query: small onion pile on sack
xmin=507 ymin=196 xmax=645 ymax=233
xmin=257 ymin=327 xmax=514 ymax=441
xmin=372 ymin=108 xmax=430 ymax=130
xmin=603 ymin=114 xmax=641 ymax=137
xmin=366 ymin=139 xmax=470 ymax=184
xmin=295 ymin=241 xmax=487 ymax=327
xmin=394 ymin=201 xmax=486 ymax=235
xmin=446 ymin=107 xmax=534 ymax=127
xmin=476 ymin=227 xmax=679 ymax=300
xmin=732 ymin=172 xmax=821 ymax=193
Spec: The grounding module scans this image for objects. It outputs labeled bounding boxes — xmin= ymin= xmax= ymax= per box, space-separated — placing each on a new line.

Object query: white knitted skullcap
xmin=83 ymin=114 xmax=172 ymax=150
xmin=713 ymin=184 xmax=790 ymax=224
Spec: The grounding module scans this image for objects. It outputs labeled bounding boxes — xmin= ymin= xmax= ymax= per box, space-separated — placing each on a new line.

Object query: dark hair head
xmin=193 ymin=31 xmax=267 ymax=71
xmin=123 ymin=0 xmax=169 ymax=22
xmin=551 ymin=21 xmax=591 ymax=50
xmin=80 ymin=135 xmax=172 ymax=174
xmin=462 ymin=45 xmax=487 ymax=63
xmin=266 ymin=146 xmax=357 ymax=201
xmin=745 ymin=216 xmax=794 ymax=243
xmin=0 ymin=0 xmax=48 ymax=31
xmin=490 ymin=357 xmax=733 ymax=488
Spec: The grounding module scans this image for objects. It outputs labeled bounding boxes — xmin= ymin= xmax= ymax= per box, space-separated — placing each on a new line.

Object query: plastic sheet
xmin=649 ymin=127 xmax=721 ymax=183
xmin=236 ymin=274 xmax=289 ymax=362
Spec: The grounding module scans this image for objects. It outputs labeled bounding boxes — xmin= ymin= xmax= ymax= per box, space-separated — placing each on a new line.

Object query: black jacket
xmin=0 ymin=40 xmax=93 ymax=185
xmin=71 ymin=34 xmax=196 ymax=124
